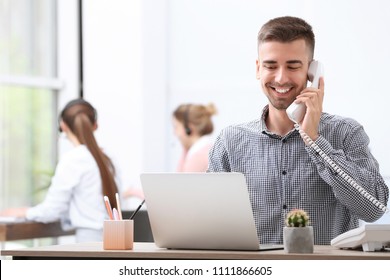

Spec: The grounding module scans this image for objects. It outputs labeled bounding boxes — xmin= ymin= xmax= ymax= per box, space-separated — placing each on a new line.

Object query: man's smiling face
xmin=256 ymin=39 xmax=311 ymax=110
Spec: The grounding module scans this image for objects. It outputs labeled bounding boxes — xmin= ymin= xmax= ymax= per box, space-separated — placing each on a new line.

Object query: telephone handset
xmin=286 ymin=61 xmax=389 ymax=214
xmin=286 ymin=60 xmax=324 ymax=123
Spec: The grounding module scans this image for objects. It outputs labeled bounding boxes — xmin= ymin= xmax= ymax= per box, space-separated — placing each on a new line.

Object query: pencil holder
xmin=103 ymin=220 xmax=133 ymax=250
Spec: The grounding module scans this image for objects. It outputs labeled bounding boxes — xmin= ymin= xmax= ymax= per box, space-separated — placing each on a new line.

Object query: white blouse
xmin=26 ymin=145 xmax=109 ymax=237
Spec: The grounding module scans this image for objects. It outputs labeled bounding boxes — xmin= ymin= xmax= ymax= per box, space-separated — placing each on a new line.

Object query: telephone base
xmin=331 ymin=224 xmax=390 ymax=252
xmin=362 ymin=241 xmax=386 ymax=252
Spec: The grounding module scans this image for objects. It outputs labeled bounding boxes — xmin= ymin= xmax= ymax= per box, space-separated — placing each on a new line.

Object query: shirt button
xmin=283 ymin=204 xmax=287 ymax=209
xmin=282 ymin=170 xmax=287 ymax=175
xmin=282 ymin=139 xmax=286 ymax=143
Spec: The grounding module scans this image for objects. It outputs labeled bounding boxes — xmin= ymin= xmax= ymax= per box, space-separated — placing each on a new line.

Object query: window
xmin=0 ymin=0 xmax=60 ymax=208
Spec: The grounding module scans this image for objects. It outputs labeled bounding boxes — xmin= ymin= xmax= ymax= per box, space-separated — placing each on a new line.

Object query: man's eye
xmin=288 ymin=66 xmax=300 ymax=70
xmin=264 ymin=65 xmax=276 ymax=69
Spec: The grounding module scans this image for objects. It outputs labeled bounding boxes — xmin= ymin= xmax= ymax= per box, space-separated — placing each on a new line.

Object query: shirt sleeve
xmin=306 ymin=123 xmax=389 ymax=222
xmin=208 ymin=131 xmax=232 ymax=172
xmin=26 ymin=155 xmax=82 ymax=223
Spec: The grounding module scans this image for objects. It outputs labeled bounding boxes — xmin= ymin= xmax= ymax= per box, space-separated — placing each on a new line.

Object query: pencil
xmin=115 ymin=193 xmax=123 ymax=220
xmin=113 ymin=208 xmax=119 ymax=220
xmin=104 ymin=196 xmax=114 ymax=220
xmin=129 ymin=200 xmax=145 ymax=220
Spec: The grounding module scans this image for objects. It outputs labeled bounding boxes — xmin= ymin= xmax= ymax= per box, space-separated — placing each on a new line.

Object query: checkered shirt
xmin=208 ymin=105 xmax=389 ymax=245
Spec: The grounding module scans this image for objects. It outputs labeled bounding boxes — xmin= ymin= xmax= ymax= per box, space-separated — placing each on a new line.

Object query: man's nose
xmin=275 ymin=67 xmax=288 ymax=84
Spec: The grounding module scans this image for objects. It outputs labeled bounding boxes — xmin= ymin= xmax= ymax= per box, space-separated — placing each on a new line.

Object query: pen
xmin=104 ymin=196 xmax=114 ymax=220
xmin=115 ymin=192 xmax=123 ymax=220
xmin=129 ymin=200 xmax=145 ymax=220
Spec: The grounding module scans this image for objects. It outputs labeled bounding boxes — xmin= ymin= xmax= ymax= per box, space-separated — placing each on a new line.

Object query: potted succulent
xmin=283 ymin=209 xmax=314 ymax=253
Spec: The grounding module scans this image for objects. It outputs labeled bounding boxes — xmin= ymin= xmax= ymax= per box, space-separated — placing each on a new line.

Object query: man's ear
xmin=93 ymin=122 xmax=98 ymax=131
xmin=256 ymin=59 xmax=261 ymax=80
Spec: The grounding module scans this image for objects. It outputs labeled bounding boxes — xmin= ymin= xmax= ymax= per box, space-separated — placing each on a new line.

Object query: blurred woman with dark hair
xmin=0 ymin=99 xmax=119 ymax=242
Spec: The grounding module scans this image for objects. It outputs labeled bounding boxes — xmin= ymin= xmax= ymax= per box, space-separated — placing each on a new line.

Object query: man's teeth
xmin=275 ymin=88 xmax=290 ymax=93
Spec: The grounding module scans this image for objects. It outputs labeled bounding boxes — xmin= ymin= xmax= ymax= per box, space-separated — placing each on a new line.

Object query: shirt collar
xmin=259 ymin=105 xmax=270 ymax=133
xmin=259 ymin=105 xmax=297 ymax=139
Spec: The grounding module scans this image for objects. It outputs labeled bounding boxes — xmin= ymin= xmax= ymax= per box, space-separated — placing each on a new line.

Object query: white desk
xmin=2 ymin=242 xmax=390 ymax=260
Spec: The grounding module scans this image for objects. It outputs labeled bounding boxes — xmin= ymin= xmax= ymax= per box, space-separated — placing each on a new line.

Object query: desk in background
xmin=0 ymin=210 xmax=153 ymax=250
xmin=0 ymin=220 xmax=75 ymax=249
xmin=1 ymin=242 xmax=390 ymax=260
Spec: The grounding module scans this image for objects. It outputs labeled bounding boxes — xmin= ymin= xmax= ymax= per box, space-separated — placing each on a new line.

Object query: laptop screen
xmin=140 ymin=172 xmax=263 ymax=250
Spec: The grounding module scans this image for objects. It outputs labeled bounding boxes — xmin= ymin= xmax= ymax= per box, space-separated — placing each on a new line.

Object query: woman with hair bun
xmin=172 ymin=103 xmax=217 ymax=172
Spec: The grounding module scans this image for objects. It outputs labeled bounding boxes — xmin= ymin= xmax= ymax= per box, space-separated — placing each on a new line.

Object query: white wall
xmin=78 ymin=0 xmax=390 ymax=207
xmin=82 ymin=0 xmax=144 ymax=208
xmin=166 ymin=0 xmax=390 ymax=176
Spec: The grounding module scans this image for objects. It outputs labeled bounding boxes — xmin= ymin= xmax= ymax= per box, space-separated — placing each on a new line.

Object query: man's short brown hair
xmin=257 ymin=16 xmax=315 ymax=59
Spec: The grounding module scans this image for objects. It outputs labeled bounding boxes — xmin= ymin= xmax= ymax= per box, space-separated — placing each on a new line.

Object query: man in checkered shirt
xmin=208 ymin=16 xmax=389 ymax=245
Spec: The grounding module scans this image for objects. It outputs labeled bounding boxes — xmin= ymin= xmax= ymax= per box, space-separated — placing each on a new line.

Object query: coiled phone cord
xmin=294 ymin=123 xmax=389 ymax=214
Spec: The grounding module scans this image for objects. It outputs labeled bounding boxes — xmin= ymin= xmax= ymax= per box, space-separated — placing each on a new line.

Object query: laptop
xmin=140 ymin=172 xmax=283 ymax=251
